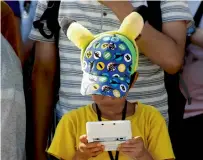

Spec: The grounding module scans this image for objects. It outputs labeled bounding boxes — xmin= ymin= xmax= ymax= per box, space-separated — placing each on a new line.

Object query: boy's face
xmin=92 ymin=95 xmax=126 ymax=106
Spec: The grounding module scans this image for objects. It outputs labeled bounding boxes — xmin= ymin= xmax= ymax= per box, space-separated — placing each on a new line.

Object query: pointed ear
xmin=67 ymin=22 xmax=95 ymax=50
xmin=118 ymin=12 xmax=144 ymax=41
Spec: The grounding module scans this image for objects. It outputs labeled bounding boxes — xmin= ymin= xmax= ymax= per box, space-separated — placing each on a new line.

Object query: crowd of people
xmin=1 ymin=0 xmax=203 ymax=160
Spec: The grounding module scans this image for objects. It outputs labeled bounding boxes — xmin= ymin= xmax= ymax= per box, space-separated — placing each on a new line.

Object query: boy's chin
xmin=91 ymin=94 xmax=126 ymax=106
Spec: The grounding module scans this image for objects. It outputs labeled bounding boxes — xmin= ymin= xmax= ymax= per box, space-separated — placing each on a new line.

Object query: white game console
xmin=86 ymin=120 xmax=132 ymax=151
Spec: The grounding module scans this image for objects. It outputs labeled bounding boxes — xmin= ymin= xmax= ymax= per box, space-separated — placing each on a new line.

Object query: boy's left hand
xmin=118 ymin=136 xmax=149 ymax=160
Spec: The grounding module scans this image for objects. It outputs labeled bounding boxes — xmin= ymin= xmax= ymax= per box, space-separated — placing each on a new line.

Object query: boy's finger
xmin=79 ymin=143 xmax=87 ymax=151
xmin=91 ymin=150 xmax=103 ymax=157
xmin=79 ymin=135 xmax=88 ymax=144
xmin=120 ymin=143 xmax=137 ymax=148
xmin=133 ymin=136 xmax=143 ymax=143
xmin=121 ymin=151 xmax=134 ymax=157
xmin=89 ymin=146 xmax=104 ymax=153
xmin=124 ymin=139 xmax=136 ymax=144
xmin=87 ymin=142 xmax=102 ymax=149
xmin=125 ymin=136 xmax=142 ymax=144
xmin=118 ymin=147 xmax=136 ymax=152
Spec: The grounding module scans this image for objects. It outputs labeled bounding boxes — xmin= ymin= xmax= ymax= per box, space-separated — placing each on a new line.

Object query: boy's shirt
xmin=48 ymin=102 xmax=175 ymax=160
xmin=29 ymin=0 xmax=193 ymax=121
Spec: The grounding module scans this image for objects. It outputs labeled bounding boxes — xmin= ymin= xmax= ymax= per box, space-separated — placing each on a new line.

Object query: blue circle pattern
xmin=82 ymin=34 xmax=134 ymax=98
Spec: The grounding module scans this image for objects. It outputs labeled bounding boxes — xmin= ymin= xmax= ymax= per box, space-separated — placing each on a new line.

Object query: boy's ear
xmin=67 ymin=22 xmax=95 ymax=50
xmin=118 ymin=12 xmax=144 ymax=41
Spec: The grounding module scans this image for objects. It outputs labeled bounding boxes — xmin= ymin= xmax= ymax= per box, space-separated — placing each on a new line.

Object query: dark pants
xmin=175 ymin=114 xmax=203 ymax=160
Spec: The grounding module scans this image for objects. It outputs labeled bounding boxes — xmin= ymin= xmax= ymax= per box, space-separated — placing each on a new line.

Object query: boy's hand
xmin=118 ymin=136 xmax=153 ymax=160
xmin=74 ymin=135 xmax=104 ymax=160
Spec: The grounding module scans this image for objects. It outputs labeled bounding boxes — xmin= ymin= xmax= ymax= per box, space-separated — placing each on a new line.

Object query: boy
xmin=29 ymin=1 xmax=193 ymax=158
xmin=47 ymin=13 xmax=174 ymax=160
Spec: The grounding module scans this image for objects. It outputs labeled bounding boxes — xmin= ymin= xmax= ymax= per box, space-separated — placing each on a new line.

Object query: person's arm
xmin=190 ymin=28 xmax=203 ymax=48
xmin=4 ymin=0 xmax=24 ymax=64
xmin=99 ymin=1 xmax=190 ymax=74
xmin=32 ymin=41 xmax=57 ymax=160
xmin=28 ymin=1 xmax=58 ymax=159
xmin=1 ymin=1 xmax=24 ymax=64
xmin=136 ymin=21 xmax=187 ymax=74
xmin=14 ymin=15 xmax=24 ymax=65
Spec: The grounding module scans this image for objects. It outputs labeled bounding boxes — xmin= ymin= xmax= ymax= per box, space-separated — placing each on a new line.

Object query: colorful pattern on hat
xmin=81 ymin=34 xmax=138 ymax=98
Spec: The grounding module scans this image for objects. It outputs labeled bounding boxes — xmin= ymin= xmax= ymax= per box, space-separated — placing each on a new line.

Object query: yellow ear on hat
xmin=67 ymin=22 xmax=95 ymax=50
xmin=118 ymin=12 xmax=144 ymax=42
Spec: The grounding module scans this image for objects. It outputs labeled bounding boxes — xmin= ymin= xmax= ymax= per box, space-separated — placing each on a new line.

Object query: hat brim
xmin=81 ymin=72 xmax=131 ymax=98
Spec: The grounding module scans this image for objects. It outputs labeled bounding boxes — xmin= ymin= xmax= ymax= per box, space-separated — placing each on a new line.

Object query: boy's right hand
xmin=74 ymin=135 xmax=104 ymax=160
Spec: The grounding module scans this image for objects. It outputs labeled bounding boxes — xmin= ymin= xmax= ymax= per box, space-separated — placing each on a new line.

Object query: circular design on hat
xmin=118 ymin=44 xmax=126 ymax=51
xmin=109 ymin=43 xmax=116 ymax=50
xmin=110 ymin=79 xmax=119 ymax=85
xmin=103 ymin=36 xmax=111 ymax=41
xmin=83 ymin=61 xmax=87 ymax=70
xmin=86 ymin=51 xmax=92 ymax=58
xmin=111 ymin=36 xmax=119 ymax=42
xmin=93 ymin=42 xmax=100 ymax=49
xmin=102 ymin=73 xmax=109 ymax=77
xmin=124 ymin=53 xmax=132 ymax=62
xmin=92 ymin=84 xmax=100 ymax=90
xmin=94 ymin=51 xmax=102 ymax=59
xmin=102 ymin=85 xmax=112 ymax=92
xmin=96 ymin=62 xmax=105 ymax=71
xmin=99 ymin=76 xmax=108 ymax=83
xmin=103 ymin=51 xmax=112 ymax=60
xmin=120 ymin=84 xmax=127 ymax=93
xmin=101 ymin=43 xmax=109 ymax=49
xmin=113 ymin=74 xmax=120 ymax=78
xmin=113 ymin=90 xmax=121 ymax=98
xmin=107 ymin=62 xmax=117 ymax=72
xmin=118 ymin=64 xmax=126 ymax=72
xmin=114 ymin=53 xmax=123 ymax=61
xmin=119 ymin=77 xmax=124 ymax=81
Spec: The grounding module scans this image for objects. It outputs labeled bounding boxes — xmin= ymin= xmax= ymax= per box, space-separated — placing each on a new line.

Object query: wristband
xmin=133 ymin=5 xmax=148 ymax=23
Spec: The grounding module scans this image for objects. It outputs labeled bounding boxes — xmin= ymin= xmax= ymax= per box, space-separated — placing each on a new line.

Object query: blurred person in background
xmin=1 ymin=2 xmax=26 ymax=159
xmin=176 ymin=1 xmax=203 ymax=159
xmin=19 ymin=0 xmax=38 ymax=62
xmin=1 ymin=1 xmax=23 ymax=61
xmin=1 ymin=33 xmax=26 ymax=160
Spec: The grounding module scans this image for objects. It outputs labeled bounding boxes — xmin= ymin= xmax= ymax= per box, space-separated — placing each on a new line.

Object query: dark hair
xmin=129 ymin=72 xmax=137 ymax=87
